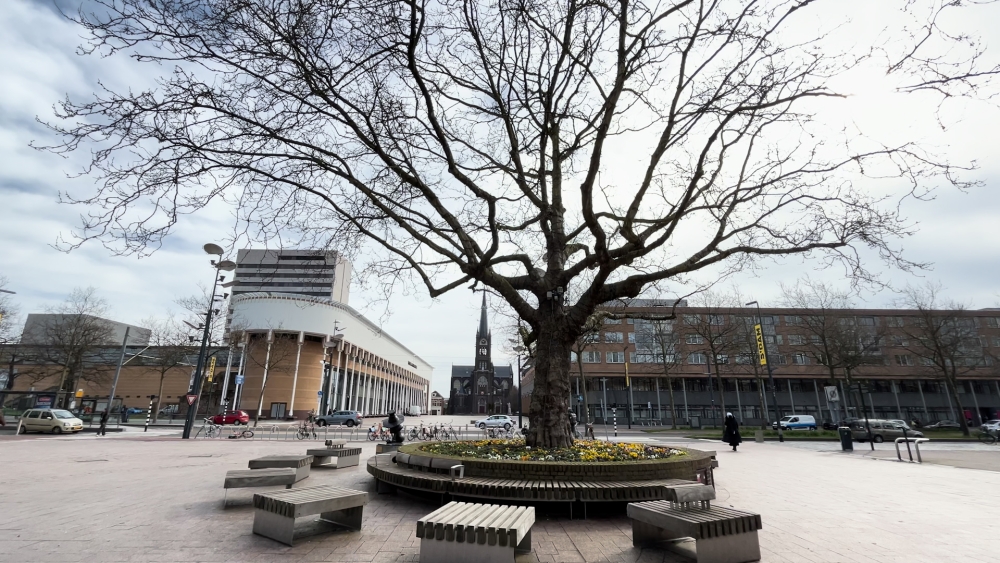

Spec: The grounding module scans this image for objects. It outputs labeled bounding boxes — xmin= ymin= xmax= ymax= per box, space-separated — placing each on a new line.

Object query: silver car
xmin=475 ymin=415 xmax=514 ymax=430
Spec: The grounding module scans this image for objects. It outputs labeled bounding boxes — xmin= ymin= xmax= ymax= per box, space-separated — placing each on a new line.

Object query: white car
xmin=475 ymin=415 xmax=514 ymax=430
xmin=982 ymin=419 xmax=1000 ymax=432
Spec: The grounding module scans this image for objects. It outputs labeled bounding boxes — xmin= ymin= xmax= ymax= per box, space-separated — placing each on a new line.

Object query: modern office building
xmin=232 ymin=249 xmax=351 ymax=302
xmin=448 ymin=296 xmax=515 ymax=415
xmin=549 ymin=302 xmax=1000 ymax=428
xmin=20 ymin=314 xmax=151 ymax=346
xmin=228 ymin=292 xmax=432 ymax=420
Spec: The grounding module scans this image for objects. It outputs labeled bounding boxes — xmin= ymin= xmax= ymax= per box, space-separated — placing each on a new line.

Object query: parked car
xmin=925 ymin=420 xmax=960 ymax=429
xmin=474 ymin=415 xmax=514 ymax=430
xmin=210 ymin=410 xmax=250 ymax=425
xmin=981 ymin=419 xmax=1000 ymax=432
xmin=18 ymin=408 xmax=84 ymax=434
xmin=850 ymin=419 xmax=924 ymax=443
xmin=822 ymin=421 xmax=839 ymax=431
xmin=315 ymin=410 xmax=362 ymax=427
xmin=158 ymin=405 xmax=179 ymax=416
xmin=125 ymin=407 xmax=146 ymax=415
xmin=772 ymin=415 xmax=817 ymax=430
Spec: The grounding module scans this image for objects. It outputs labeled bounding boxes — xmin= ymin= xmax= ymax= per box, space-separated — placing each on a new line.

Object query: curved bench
xmin=367 ymin=457 xmax=704 ymax=518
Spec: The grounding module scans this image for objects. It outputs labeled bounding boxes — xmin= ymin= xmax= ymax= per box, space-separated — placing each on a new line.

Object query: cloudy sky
xmin=2 ymin=0 xmax=1000 ymax=395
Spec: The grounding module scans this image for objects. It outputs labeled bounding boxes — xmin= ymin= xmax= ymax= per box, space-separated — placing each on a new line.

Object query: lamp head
xmin=745 ymin=301 xmax=758 ymax=306
xmin=203 ymin=243 xmax=225 ymax=256
xmin=218 ymin=260 xmax=237 ymax=271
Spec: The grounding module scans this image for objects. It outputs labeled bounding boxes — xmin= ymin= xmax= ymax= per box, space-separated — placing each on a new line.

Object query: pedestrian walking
xmin=98 ymin=409 xmax=109 ymax=436
xmin=121 ymin=404 xmax=128 ymax=423
xmin=722 ymin=412 xmax=742 ymax=452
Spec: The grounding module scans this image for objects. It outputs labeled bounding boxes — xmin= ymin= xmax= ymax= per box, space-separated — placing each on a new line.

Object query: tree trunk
xmin=526 ymin=322 xmax=574 ymax=448
xmin=666 ymin=374 xmax=678 ymax=430
xmin=712 ymin=362 xmax=727 ymax=421
xmin=55 ymin=364 xmax=71 ymax=409
xmin=153 ymin=371 xmax=167 ymax=423
xmin=945 ymin=372 xmax=970 ymax=436
xmin=756 ymin=375 xmax=768 ymax=429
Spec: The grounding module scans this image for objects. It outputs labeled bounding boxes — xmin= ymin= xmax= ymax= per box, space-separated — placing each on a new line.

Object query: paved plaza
xmin=1 ymin=430 xmax=998 ymax=562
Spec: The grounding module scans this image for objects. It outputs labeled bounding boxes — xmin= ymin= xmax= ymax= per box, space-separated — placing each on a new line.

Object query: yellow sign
xmin=75 ymin=389 xmax=84 ymax=398
xmin=206 ymin=356 xmax=217 ymax=382
xmin=624 ymin=360 xmax=630 ymax=387
xmin=754 ymin=324 xmax=767 ymax=366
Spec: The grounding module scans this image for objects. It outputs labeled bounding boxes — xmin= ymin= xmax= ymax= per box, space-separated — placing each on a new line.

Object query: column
xmin=289 ymin=332 xmax=304 ymax=418
xmin=918 ymin=379 xmax=929 ymax=420
xmin=969 ymin=380 xmax=981 ymax=425
xmin=812 ymin=379 xmax=822 ymax=421
xmin=892 ymin=380 xmax=902 ymax=420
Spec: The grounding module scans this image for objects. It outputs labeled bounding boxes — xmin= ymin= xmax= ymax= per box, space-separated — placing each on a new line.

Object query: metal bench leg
xmin=319 ymin=505 xmax=364 ymax=531
xmin=253 ymin=509 xmax=296 ymax=546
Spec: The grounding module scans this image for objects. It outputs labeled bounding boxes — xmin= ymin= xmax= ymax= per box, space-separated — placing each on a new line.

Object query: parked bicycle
xmin=978 ymin=428 xmax=998 ymax=445
xmin=196 ymin=418 xmax=222 ymax=438
xmin=296 ymin=422 xmax=317 ymax=440
xmin=230 ymin=427 xmax=255 ymax=439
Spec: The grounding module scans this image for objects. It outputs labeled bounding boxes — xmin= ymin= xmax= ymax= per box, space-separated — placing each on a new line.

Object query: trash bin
xmin=690 ymin=416 xmax=701 ymax=429
xmin=754 ymin=429 xmax=764 ymax=443
xmin=838 ymin=426 xmax=853 ymax=451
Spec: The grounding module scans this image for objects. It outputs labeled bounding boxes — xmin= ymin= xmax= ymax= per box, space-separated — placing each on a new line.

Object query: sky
xmin=2 ymin=0 xmax=1000 ymax=396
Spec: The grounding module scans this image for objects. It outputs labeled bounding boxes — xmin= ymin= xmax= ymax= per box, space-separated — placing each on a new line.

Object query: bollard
xmin=754 ymin=429 xmax=763 ymax=443
xmin=613 ymin=412 xmax=617 ymax=437
xmin=143 ymin=396 xmax=155 ymax=432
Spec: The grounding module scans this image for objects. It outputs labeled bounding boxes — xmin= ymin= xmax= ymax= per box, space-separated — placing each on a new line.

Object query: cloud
xmin=2 ymin=0 xmax=1000 ymax=398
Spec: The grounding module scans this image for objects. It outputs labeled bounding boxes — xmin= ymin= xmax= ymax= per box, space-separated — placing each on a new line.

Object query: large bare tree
xmin=43 ymin=0 xmax=997 ymax=446
xmin=141 ymin=316 xmax=195 ymax=422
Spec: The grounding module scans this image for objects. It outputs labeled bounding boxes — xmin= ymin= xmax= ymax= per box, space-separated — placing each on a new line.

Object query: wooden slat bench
xmin=252 ymin=485 xmax=367 ymax=546
xmin=416 ymin=501 xmax=534 ymax=563
xmin=248 ymin=455 xmax=312 ymax=482
xmin=223 ymin=468 xmax=296 ymax=505
xmin=306 ymin=447 xmax=361 ymax=468
xmin=627 ymin=500 xmax=762 ymax=563
xmin=368 ymin=457 xmax=703 ymax=518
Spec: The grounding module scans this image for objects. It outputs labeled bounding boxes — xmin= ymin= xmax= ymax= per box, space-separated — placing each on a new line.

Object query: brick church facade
xmin=448 ymin=296 xmax=514 ymax=415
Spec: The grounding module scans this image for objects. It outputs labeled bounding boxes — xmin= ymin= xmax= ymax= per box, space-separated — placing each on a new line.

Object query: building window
xmin=986 ymin=317 xmax=1000 ymax=328
xmin=770 ymin=354 xmax=787 ymax=365
xmin=708 ymin=315 xmax=725 ymax=326
xmin=627 ymin=332 xmax=636 ymax=344
xmin=764 ymin=335 xmax=783 ymax=345
xmin=606 ymin=351 xmax=625 ymax=363
xmin=685 ymin=334 xmax=704 ymax=345
xmin=582 ymin=350 xmax=601 ymax=363
xmin=479 ymin=362 xmax=487 ymax=370
xmin=714 ymin=354 xmax=729 ymax=365
xmin=626 ymin=317 xmax=634 ymax=324
xmin=604 ymin=332 xmax=623 ymax=343
xmin=582 ymin=333 xmax=600 ymax=343
xmin=785 ymin=315 xmax=802 ymax=326
xmin=792 ymin=353 xmax=809 ymax=365
xmin=604 ymin=318 xmax=622 ymax=325
xmin=859 ymin=316 xmax=876 ymax=326
xmin=479 ymin=347 xmax=487 ymax=355
xmin=688 ymin=352 xmax=707 ymax=365
xmin=683 ymin=314 xmax=701 ymax=325
xmin=787 ymin=335 xmax=805 ymax=346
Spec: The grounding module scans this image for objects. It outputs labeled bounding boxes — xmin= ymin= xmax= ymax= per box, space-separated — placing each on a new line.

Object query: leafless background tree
xmin=684 ymin=293 xmax=744 ymax=426
xmin=244 ymin=330 xmax=298 ymax=426
xmin=0 ymin=277 xmax=21 ymax=415
xmin=141 ymin=316 xmax=195 ymax=422
xmin=633 ymin=317 xmax=683 ymax=428
xmin=22 ymin=288 xmax=117 ymax=408
xmin=729 ymin=313 xmax=772 ymax=429
xmin=570 ymin=311 xmax=606 ymax=424
xmin=782 ymin=280 xmax=888 ymax=421
xmin=898 ymin=284 xmax=996 ymax=436
xmin=42 ymin=0 xmax=998 ymax=445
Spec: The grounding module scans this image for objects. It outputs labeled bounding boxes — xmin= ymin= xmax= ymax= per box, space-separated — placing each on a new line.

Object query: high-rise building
xmin=231 ymin=249 xmax=351 ymax=302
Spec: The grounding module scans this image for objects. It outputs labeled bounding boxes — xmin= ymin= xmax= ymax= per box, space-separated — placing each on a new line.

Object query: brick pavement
xmin=0 ymin=435 xmax=998 ymax=562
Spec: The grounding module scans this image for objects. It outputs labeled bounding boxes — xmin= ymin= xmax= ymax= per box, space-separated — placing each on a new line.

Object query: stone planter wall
xmin=394 ymin=442 xmax=714 ymax=482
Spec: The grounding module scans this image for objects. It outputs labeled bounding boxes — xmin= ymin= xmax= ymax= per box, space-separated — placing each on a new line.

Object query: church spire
xmin=477 ymin=293 xmax=489 ymax=338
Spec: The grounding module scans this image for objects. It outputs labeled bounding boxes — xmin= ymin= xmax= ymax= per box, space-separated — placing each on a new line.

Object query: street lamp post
xmin=746 ymin=300 xmax=783 ymax=442
xmin=513 ymin=345 xmax=525 ymax=428
xmin=623 ymin=344 xmax=633 ymax=429
xmin=182 ymin=244 xmax=236 ymax=440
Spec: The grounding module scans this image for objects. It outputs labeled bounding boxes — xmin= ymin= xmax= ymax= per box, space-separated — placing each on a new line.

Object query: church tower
xmin=472 ymin=294 xmax=495 ymax=409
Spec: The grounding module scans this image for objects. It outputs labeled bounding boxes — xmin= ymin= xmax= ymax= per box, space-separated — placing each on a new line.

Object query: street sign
xmin=235 ymin=375 xmax=244 ymax=385
xmin=185 ymin=394 xmax=198 ymax=406
xmin=206 ymin=356 xmax=217 ymax=382
xmin=824 ymin=386 xmax=840 ymax=402
xmin=75 ymin=389 xmax=84 ymax=398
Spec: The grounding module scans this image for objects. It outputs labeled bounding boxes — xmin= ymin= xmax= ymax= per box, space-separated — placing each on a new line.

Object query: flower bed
xmin=421 ymin=439 xmax=687 ymax=462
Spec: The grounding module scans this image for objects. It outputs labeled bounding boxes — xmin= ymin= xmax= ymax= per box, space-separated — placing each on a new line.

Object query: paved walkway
xmin=1 ymin=435 xmax=998 ymax=562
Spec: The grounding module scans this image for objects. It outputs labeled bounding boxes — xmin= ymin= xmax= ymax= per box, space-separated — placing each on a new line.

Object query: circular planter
xmin=394 ymin=441 xmax=715 ymax=482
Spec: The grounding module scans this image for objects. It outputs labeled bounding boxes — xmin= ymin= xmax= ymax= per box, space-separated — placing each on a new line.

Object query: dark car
xmin=210 ymin=410 xmax=250 ymax=425
xmin=315 ymin=410 xmax=362 ymax=427
xmin=925 ymin=420 xmax=960 ymax=429
xmin=822 ymin=420 xmax=839 ymax=431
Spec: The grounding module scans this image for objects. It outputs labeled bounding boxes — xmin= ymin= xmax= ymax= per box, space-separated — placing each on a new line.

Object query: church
xmin=448 ymin=296 xmax=515 ymax=415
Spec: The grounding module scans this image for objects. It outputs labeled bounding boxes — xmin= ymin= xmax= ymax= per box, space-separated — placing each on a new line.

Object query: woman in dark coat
xmin=722 ymin=412 xmax=742 ymax=451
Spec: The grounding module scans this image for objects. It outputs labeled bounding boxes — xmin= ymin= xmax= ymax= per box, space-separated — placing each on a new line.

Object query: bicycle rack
xmin=894 ymin=437 xmax=929 ymax=463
